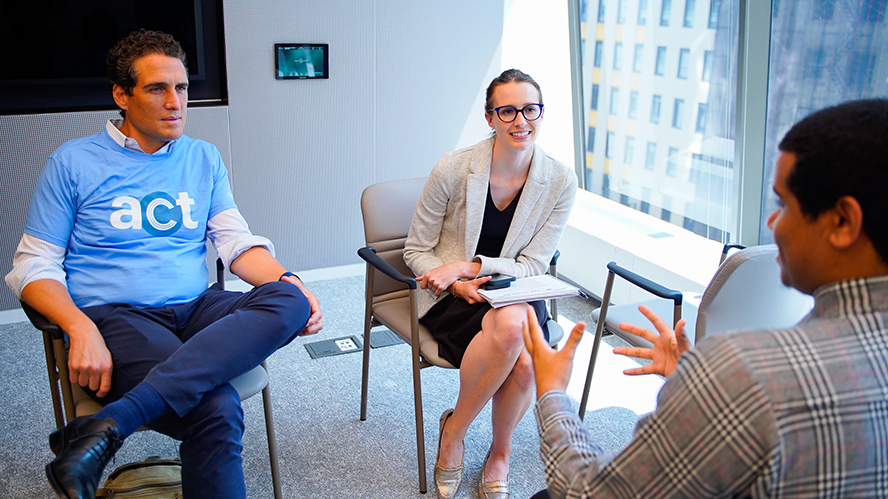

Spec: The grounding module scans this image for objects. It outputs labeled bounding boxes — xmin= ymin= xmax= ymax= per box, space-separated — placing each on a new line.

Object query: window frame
xmin=569 ymin=0 xmax=776 ymax=246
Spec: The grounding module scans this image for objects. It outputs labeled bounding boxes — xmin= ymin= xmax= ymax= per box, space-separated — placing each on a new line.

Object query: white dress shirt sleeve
xmin=4 ymin=234 xmax=68 ymax=299
xmin=207 ymin=208 xmax=275 ymax=268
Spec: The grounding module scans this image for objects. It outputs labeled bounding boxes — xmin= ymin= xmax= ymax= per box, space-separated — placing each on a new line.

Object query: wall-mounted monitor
xmin=0 ymin=0 xmax=227 ymax=115
xmin=275 ymin=43 xmax=329 ymax=80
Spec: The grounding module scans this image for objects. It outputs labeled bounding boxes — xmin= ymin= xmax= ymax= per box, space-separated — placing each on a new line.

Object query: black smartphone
xmin=480 ymin=274 xmax=516 ymax=290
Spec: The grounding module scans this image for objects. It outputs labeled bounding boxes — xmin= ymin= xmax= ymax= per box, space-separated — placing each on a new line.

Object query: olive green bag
xmin=95 ymin=456 xmax=182 ymax=498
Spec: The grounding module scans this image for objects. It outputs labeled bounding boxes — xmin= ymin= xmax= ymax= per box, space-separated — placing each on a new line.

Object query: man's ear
xmin=828 ymin=195 xmax=864 ymax=249
xmin=112 ymin=85 xmax=129 ymax=112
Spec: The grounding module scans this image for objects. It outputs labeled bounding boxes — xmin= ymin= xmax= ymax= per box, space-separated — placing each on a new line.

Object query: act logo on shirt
xmin=110 ymin=191 xmax=199 ymax=236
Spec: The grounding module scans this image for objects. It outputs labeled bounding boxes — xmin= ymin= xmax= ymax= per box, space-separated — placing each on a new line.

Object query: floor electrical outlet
xmin=304 ymin=335 xmax=364 ymax=359
xmin=304 ymin=330 xmax=407 ymax=359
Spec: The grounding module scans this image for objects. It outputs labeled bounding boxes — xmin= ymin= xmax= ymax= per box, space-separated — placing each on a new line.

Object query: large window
xmin=758 ymin=1 xmax=888 ymax=243
xmin=577 ymin=0 xmax=888 ymax=246
xmin=578 ymin=0 xmax=739 ymax=242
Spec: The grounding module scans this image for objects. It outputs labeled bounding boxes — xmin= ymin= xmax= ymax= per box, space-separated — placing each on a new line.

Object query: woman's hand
xmin=449 ymin=276 xmax=492 ymax=304
xmin=612 ymin=304 xmax=691 ymax=378
xmin=417 ymin=261 xmax=481 ymax=296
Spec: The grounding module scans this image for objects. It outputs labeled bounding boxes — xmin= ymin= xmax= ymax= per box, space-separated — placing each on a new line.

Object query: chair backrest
xmin=695 ymin=244 xmax=813 ymax=342
xmin=360 ymin=177 xmax=427 ymax=300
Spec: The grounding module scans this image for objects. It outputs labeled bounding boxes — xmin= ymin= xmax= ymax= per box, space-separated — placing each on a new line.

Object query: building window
xmin=606 ymin=131 xmax=616 ymax=158
xmin=655 ymin=46 xmax=667 ymax=75
xmin=633 ymin=44 xmax=644 ymax=72
xmin=672 ymin=98 xmax=684 ymax=128
xmin=651 ymin=94 xmax=662 ymax=123
xmin=803 ymin=49 xmax=823 ymax=79
xmin=617 ymin=0 xmax=627 ymax=23
xmin=702 ymin=50 xmax=713 ymax=81
xmin=862 ymin=0 xmax=885 ymax=23
xmin=645 ymin=142 xmax=656 ymax=170
xmin=661 ymin=194 xmax=672 ymax=222
xmin=638 ymin=0 xmax=649 ymax=24
xmin=683 ymin=0 xmax=696 ymax=27
xmin=594 ymin=41 xmax=603 ymax=67
xmin=677 ymin=48 xmax=690 ymax=79
xmin=614 ymin=42 xmax=623 ymax=70
xmin=629 ymin=91 xmax=639 ymax=119
xmin=666 ymin=147 xmax=679 ymax=176
xmin=591 ymin=84 xmax=600 ymax=110
xmin=660 ymin=0 xmax=672 ymax=26
xmin=849 ymin=51 xmax=876 ymax=92
xmin=587 ymin=127 xmax=596 ymax=152
xmin=813 ymin=0 xmax=833 ymax=20
xmin=696 ymin=102 xmax=707 ymax=133
xmin=610 ymin=87 xmax=620 ymax=114
xmin=708 ymin=0 xmax=720 ymax=28
xmin=598 ymin=0 xmax=606 ymax=22
xmin=624 ymin=136 xmax=635 ymax=164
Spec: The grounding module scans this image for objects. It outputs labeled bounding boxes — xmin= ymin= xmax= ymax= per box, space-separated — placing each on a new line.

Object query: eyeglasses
xmin=488 ymin=103 xmax=544 ymax=123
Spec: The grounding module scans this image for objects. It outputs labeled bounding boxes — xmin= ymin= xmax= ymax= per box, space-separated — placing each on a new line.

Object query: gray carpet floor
xmin=0 ymin=275 xmax=658 ymax=498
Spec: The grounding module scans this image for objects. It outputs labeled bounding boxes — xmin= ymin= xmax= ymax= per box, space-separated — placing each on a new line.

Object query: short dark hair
xmin=106 ymin=29 xmax=188 ymax=116
xmin=779 ymin=98 xmax=888 ymax=263
xmin=484 ymin=69 xmax=543 ymax=113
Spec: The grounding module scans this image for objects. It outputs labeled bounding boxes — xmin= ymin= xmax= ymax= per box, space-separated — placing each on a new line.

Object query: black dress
xmin=420 ymin=185 xmax=549 ymax=367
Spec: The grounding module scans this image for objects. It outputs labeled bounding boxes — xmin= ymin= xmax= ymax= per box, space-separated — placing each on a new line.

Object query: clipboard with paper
xmin=477 ymin=274 xmax=581 ymax=308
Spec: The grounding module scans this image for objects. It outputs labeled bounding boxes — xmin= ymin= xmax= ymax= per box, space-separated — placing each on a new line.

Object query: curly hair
xmin=779 ymin=98 xmax=888 ymax=263
xmin=106 ymin=29 xmax=188 ymax=116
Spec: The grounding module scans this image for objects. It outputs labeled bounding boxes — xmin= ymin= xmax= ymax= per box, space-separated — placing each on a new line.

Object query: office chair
xmin=357 ymin=177 xmax=564 ymax=493
xmin=22 ymin=258 xmax=283 ymax=499
xmin=578 ymin=244 xmax=813 ymax=418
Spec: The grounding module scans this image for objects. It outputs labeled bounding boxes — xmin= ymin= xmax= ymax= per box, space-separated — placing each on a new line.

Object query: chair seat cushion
xmin=373 ymin=297 xmax=456 ymax=368
xmin=72 ymin=365 xmax=269 ymax=418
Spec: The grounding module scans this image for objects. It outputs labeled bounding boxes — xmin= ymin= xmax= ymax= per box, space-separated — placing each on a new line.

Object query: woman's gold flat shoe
xmin=434 ymin=408 xmax=464 ymax=499
xmin=478 ymin=449 xmax=509 ymax=499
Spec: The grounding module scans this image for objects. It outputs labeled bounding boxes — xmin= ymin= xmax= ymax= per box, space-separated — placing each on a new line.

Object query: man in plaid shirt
xmin=524 ymin=98 xmax=888 ymax=498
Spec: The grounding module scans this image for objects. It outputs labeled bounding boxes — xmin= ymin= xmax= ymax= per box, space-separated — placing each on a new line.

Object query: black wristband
xmin=279 ymin=271 xmax=300 ymax=282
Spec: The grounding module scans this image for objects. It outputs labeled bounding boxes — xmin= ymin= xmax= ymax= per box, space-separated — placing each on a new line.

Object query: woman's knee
xmin=484 ymin=306 xmax=528 ymax=353
xmin=509 ymin=352 xmax=536 ymax=390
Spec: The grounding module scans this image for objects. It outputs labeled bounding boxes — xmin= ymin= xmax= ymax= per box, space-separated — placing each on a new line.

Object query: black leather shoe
xmin=45 ymin=417 xmax=124 ymax=499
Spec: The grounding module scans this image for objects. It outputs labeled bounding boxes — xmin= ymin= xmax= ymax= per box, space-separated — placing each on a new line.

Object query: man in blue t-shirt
xmin=5 ymin=30 xmax=323 ymax=499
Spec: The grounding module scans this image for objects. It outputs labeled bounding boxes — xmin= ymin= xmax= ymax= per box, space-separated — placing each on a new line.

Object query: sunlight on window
xmin=578 ymin=0 xmax=739 ymax=243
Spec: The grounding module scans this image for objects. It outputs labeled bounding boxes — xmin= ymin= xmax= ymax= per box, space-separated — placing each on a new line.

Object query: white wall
xmin=0 ymin=1 xmax=579 ymax=311
xmin=221 ymin=0 xmax=506 ymax=272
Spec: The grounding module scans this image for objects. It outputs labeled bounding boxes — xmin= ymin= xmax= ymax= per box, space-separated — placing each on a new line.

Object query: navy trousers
xmin=81 ymin=281 xmax=310 ymax=499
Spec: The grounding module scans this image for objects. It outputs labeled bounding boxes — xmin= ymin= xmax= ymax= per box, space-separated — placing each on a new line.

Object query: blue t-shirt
xmin=25 ymin=128 xmax=238 ymax=308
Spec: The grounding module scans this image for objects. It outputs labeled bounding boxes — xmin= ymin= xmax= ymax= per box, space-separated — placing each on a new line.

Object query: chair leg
xmin=410 ymin=340 xmax=427 ymax=494
xmin=578 ymin=271 xmax=615 ymax=420
xmin=42 ymin=331 xmax=65 ymax=429
xmin=408 ymin=291 xmax=427 ymax=494
xmin=360 ymin=265 xmax=375 ymax=422
xmin=53 ymin=338 xmax=77 ymax=422
xmin=260 ymin=361 xmax=282 ymax=499
xmin=359 ymin=315 xmax=373 ymax=422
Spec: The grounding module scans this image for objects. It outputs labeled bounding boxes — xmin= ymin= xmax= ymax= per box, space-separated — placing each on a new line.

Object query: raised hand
xmin=612 ymin=304 xmax=691 ymax=378
xmin=522 ymin=305 xmax=587 ymax=397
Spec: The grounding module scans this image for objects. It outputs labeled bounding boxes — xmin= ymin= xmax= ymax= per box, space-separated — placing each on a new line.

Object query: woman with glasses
xmin=404 ymin=69 xmax=577 ymax=499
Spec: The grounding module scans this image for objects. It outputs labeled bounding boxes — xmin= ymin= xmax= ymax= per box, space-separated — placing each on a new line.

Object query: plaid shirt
xmin=536 ymin=275 xmax=888 ymax=498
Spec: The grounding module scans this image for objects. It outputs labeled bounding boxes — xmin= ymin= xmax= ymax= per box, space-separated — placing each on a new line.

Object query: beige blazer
xmin=404 ymin=137 xmax=577 ymax=317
